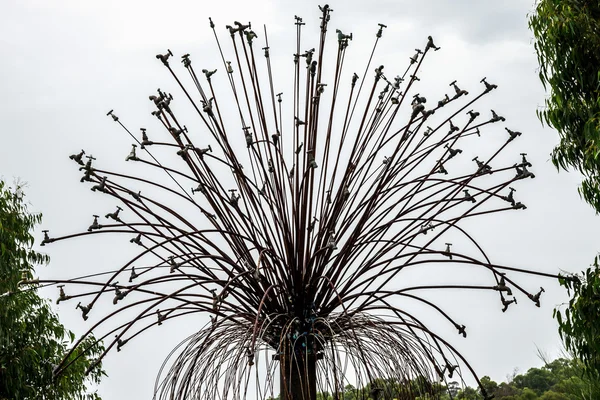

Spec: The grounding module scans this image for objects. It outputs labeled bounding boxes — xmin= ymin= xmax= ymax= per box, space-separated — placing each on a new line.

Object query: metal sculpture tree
xmin=20 ymin=5 xmax=562 ymax=400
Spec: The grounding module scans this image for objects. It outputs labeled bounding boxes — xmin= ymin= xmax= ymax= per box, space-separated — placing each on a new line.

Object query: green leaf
xmin=0 ymin=180 xmax=105 ymax=399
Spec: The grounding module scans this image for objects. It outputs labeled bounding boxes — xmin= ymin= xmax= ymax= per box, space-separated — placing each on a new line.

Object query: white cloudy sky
xmin=2 ymin=0 xmax=600 ymax=399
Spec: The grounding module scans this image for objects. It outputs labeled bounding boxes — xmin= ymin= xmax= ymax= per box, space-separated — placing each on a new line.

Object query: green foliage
xmin=529 ymin=0 xmax=600 ymax=383
xmin=512 ymin=366 xmax=555 ymax=396
xmin=305 ymin=357 xmax=598 ymax=400
xmin=519 ymin=388 xmax=538 ymax=400
xmin=452 ymin=357 xmax=600 ymax=400
xmin=478 ymin=376 xmax=497 ymax=397
xmin=555 ymin=260 xmax=600 ymax=381
xmin=456 ymin=386 xmax=480 ymax=400
xmin=0 ymin=181 xmax=105 ymax=399
xmin=529 ymin=0 xmax=600 ymax=212
xmin=539 ymin=392 xmax=570 ymax=400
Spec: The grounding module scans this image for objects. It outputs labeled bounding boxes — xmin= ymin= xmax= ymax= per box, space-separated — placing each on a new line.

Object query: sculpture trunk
xmin=280 ymin=345 xmax=317 ymax=400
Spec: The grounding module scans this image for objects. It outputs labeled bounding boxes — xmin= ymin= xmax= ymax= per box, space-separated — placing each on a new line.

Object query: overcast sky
xmin=2 ymin=0 xmax=600 ymax=399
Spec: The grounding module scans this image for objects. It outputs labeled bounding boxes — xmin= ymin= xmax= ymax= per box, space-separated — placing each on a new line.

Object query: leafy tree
xmin=542 ymin=358 xmax=574 ymax=381
xmin=479 ymin=376 xmax=498 ymax=398
xmin=513 ymin=366 xmax=554 ymax=395
xmin=554 ymin=261 xmax=600 ymax=380
xmin=311 ymin=356 xmax=598 ymax=400
xmin=449 ymin=356 xmax=600 ymax=400
xmin=539 ymin=391 xmax=570 ymax=400
xmin=529 ymin=0 xmax=600 ymax=212
xmin=495 ymin=381 xmax=520 ymax=399
xmin=0 ymin=181 xmax=105 ymax=399
xmin=529 ymin=0 xmax=600 ymax=383
xmin=518 ymin=387 xmax=538 ymax=400
xmin=342 ymin=384 xmax=356 ymax=400
xmin=456 ymin=386 xmax=481 ymax=400
xmin=316 ymin=391 xmax=332 ymax=400
xmin=447 ymin=381 xmax=460 ymax=397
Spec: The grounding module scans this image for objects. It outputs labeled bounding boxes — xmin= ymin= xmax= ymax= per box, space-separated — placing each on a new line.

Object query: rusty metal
xmin=22 ymin=5 xmax=565 ymax=400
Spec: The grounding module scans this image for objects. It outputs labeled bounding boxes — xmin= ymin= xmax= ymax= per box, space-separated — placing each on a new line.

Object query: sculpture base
xmin=280 ymin=349 xmax=317 ymax=400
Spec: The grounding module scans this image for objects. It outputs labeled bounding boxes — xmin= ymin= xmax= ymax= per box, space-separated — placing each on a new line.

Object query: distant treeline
xmin=268 ymin=357 xmax=600 ymax=400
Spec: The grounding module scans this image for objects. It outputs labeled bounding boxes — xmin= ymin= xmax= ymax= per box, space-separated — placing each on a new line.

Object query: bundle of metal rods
xmin=20 ymin=4 xmax=562 ymax=400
